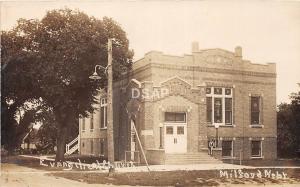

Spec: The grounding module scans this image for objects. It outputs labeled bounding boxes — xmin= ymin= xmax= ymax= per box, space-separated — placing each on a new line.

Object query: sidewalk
xmin=20 ymin=154 xmax=254 ymax=172
xmin=19 ymin=155 xmax=300 ymax=173
xmin=116 ymin=163 xmax=254 ymax=172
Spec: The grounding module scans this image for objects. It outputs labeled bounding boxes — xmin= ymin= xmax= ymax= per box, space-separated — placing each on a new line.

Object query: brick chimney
xmin=235 ymin=46 xmax=242 ymax=58
xmin=192 ymin=42 xmax=199 ymax=53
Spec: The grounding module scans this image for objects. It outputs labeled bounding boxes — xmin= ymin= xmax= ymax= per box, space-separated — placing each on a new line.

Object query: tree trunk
xmin=54 ymin=107 xmax=76 ymax=161
xmin=55 ymin=126 xmax=68 ymax=161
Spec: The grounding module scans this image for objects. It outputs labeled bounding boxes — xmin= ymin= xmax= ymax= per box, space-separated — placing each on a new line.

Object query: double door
xmin=165 ymin=124 xmax=187 ymax=153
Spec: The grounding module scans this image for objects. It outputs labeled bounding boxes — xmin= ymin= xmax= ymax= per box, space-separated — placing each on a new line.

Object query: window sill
xmin=90 ymin=129 xmax=94 ymax=132
xmin=222 ymin=156 xmax=236 ymax=160
xmin=207 ymin=124 xmax=236 ymax=128
xmin=249 ymin=125 xmax=264 ymax=128
xmin=251 ymin=156 xmax=264 ymax=159
xmin=82 ymin=130 xmax=86 ymax=132
xmin=100 ymin=128 xmax=107 ymax=130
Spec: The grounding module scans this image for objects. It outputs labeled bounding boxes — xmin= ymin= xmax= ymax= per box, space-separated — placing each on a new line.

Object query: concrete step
xmin=166 ymin=158 xmax=216 ymax=161
xmin=166 ymin=153 xmax=210 ymax=156
xmin=166 ymin=155 xmax=213 ymax=159
xmin=165 ymin=152 xmax=222 ymax=165
xmin=165 ymin=160 xmax=219 ymax=163
xmin=165 ymin=160 xmax=223 ymax=164
xmin=166 ymin=155 xmax=212 ymax=158
xmin=165 ymin=161 xmax=222 ymax=165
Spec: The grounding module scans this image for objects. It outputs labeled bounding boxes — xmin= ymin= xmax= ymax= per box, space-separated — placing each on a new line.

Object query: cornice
xmin=203 ymin=77 xmax=276 ymax=86
xmin=151 ymin=63 xmax=276 ymax=78
xmin=131 ymin=63 xmax=276 ymax=78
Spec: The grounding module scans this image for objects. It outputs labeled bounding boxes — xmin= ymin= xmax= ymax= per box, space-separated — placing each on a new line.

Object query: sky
xmin=1 ymin=0 xmax=300 ymax=104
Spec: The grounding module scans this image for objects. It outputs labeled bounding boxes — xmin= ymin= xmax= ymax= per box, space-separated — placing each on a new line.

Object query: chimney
xmin=235 ymin=46 xmax=242 ymax=58
xmin=192 ymin=42 xmax=199 ymax=53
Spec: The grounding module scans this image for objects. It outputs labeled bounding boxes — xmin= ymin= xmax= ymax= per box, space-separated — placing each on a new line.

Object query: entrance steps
xmin=165 ymin=152 xmax=222 ymax=165
xmin=65 ymin=135 xmax=79 ymax=155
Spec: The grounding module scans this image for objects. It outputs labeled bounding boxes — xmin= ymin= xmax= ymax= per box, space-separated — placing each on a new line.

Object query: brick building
xmin=78 ymin=42 xmax=277 ymax=164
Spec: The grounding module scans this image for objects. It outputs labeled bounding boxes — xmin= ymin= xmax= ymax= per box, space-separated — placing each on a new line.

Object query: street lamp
xmin=89 ymin=38 xmax=114 ymax=164
xmin=88 ymin=65 xmax=109 ymax=80
xmin=214 ymin=123 xmax=220 ymax=148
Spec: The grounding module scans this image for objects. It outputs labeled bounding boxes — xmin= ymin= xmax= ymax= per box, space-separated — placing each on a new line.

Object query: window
xmin=165 ymin=112 xmax=186 ymax=123
xmin=100 ymin=98 xmax=107 ymax=128
xmin=177 ymin=126 xmax=184 ymax=134
xmin=82 ymin=118 xmax=85 ymax=131
xmin=90 ymin=113 xmax=94 ymax=130
xmin=222 ymin=141 xmax=233 ymax=157
xmin=91 ymin=140 xmax=93 ymax=153
xmin=225 ymin=88 xmax=231 ymax=95
xmin=82 ymin=142 xmax=85 ymax=147
xmin=214 ymin=87 xmax=222 ymax=95
xmin=100 ymin=141 xmax=104 ymax=155
xmin=206 ymin=88 xmax=211 ymax=94
xmin=207 ymin=97 xmax=212 ymax=123
xmin=225 ymin=98 xmax=232 ymax=124
xmin=166 ymin=127 xmax=173 ymax=134
xmin=206 ymin=87 xmax=233 ymax=125
xmin=214 ymin=98 xmax=222 ymax=123
xmin=251 ymin=140 xmax=262 ymax=157
xmin=251 ymin=97 xmax=260 ymax=125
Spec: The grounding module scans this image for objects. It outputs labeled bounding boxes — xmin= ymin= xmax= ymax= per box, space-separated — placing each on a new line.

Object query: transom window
xmin=251 ymin=140 xmax=262 ymax=157
xmin=206 ymin=87 xmax=233 ymax=125
xmin=165 ymin=112 xmax=186 ymax=123
xmin=214 ymin=88 xmax=222 ymax=95
xmin=222 ymin=140 xmax=233 ymax=157
xmin=100 ymin=98 xmax=107 ymax=128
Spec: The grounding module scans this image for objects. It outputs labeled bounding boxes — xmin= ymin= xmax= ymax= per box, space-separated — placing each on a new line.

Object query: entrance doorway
xmin=164 ymin=112 xmax=187 ymax=153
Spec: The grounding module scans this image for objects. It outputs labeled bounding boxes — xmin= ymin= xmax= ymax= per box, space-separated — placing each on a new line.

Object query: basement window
xmin=222 ymin=140 xmax=233 ymax=157
xmin=251 ymin=140 xmax=262 ymax=158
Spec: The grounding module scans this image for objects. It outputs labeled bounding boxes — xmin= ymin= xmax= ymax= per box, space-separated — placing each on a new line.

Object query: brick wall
xmin=79 ymin=45 xmax=277 ymax=162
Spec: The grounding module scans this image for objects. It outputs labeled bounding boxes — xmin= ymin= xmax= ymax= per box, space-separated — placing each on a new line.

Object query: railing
xmin=65 ymin=135 xmax=79 ymax=155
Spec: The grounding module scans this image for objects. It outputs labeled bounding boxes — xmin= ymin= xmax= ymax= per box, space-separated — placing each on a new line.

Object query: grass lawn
xmin=49 ymin=168 xmax=300 ymax=186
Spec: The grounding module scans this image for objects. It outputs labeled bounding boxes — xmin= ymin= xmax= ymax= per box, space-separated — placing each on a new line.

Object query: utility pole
xmin=107 ymin=38 xmax=114 ymax=164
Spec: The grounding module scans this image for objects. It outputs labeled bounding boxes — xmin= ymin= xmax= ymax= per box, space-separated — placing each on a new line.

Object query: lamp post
xmin=214 ymin=123 xmax=220 ymax=148
xmin=159 ymin=123 xmax=163 ymax=149
xmin=89 ymin=38 xmax=114 ymax=164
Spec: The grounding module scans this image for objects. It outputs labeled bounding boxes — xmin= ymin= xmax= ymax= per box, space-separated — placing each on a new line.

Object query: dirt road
xmin=0 ymin=163 xmax=129 ymax=187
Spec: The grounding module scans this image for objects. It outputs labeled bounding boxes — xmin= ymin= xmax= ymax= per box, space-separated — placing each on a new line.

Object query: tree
xmin=1 ymin=8 xmax=133 ymax=160
xmin=1 ymin=29 xmax=43 ymax=153
xmin=35 ymin=109 xmax=58 ymax=154
xmin=277 ymin=87 xmax=300 ymax=158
